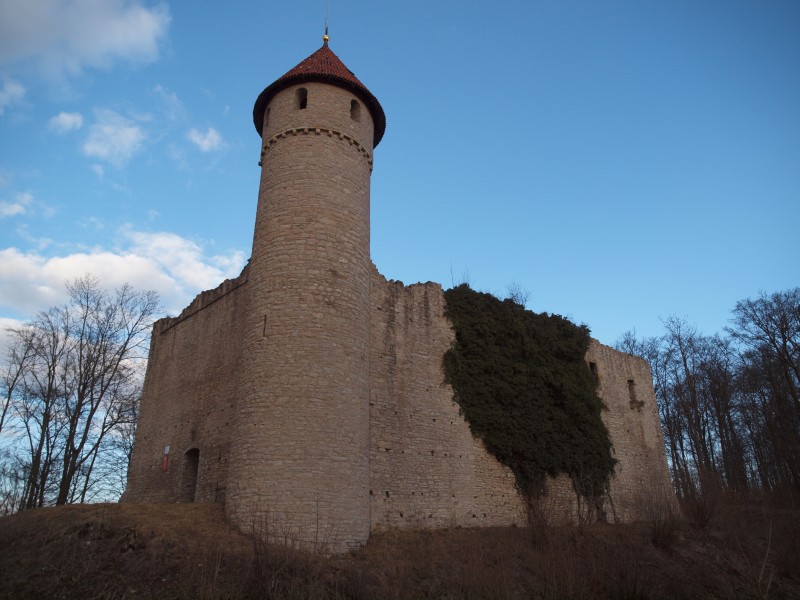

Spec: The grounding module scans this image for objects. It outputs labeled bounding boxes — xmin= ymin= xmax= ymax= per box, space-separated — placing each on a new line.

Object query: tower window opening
xmin=350 ymin=99 xmax=361 ymax=121
xmin=264 ymin=107 xmax=270 ymax=128
xmin=296 ymin=87 xmax=308 ymax=110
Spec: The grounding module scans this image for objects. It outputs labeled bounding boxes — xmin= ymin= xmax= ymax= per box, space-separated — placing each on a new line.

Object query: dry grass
xmin=1 ymin=498 xmax=798 ymax=599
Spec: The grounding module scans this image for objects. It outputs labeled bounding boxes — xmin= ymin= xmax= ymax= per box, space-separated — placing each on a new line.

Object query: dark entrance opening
xmin=181 ymin=448 xmax=199 ymax=502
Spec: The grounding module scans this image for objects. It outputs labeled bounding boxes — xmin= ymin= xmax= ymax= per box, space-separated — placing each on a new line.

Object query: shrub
xmin=642 ymin=487 xmax=682 ymax=549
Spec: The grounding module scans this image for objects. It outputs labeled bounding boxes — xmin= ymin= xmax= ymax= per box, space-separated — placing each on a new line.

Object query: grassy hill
xmin=1 ymin=498 xmax=798 ymax=599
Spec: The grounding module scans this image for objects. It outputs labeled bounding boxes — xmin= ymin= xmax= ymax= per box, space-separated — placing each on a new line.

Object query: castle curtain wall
xmin=368 ymin=268 xmax=673 ymax=528
xmin=587 ymin=343 xmax=675 ymax=518
xmin=125 ymin=263 xmax=672 ymax=531
xmin=369 ymin=268 xmax=526 ymax=530
xmin=124 ymin=270 xmax=249 ymax=504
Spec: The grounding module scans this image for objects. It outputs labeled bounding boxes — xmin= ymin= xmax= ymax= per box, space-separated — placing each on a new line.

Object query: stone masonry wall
xmin=124 ymin=267 xmax=248 ymax=504
xmin=369 ymin=267 xmax=524 ymax=530
xmin=226 ymin=82 xmax=375 ymax=552
xmin=125 ymin=262 xmax=672 ymax=533
xmin=368 ymin=269 xmax=673 ymax=529
xmin=587 ymin=342 xmax=675 ymax=520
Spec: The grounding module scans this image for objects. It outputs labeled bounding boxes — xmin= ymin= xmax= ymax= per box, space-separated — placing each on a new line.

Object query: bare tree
xmin=1 ymin=332 xmax=35 ymax=436
xmin=699 ymin=336 xmax=748 ymax=492
xmin=54 ymin=278 xmax=158 ymax=505
xmin=1 ymin=275 xmax=159 ymax=509
xmin=618 ymin=288 xmax=800 ymax=499
xmin=14 ymin=311 xmax=72 ymax=509
xmin=729 ymin=289 xmax=800 ymax=411
xmin=730 ymin=290 xmax=800 ymax=493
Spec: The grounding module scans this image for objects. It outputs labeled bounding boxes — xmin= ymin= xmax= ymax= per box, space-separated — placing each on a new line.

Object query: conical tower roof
xmin=253 ymin=43 xmax=386 ymax=147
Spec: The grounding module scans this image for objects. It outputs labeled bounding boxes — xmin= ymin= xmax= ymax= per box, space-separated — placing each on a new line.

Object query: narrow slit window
xmin=264 ymin=107 xmax=270 ymax=128
xmin=350 ymin=99 xmax=361 ymax=121
xmin=296 ymin=87 xmax=308 ymax=110
xmin=589 ymin=362 xmax=599 ymax=383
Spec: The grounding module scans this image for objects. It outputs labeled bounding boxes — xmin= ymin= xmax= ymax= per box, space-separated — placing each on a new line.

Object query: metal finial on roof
xmin=323 ymin=0 xmax=330 ymax=44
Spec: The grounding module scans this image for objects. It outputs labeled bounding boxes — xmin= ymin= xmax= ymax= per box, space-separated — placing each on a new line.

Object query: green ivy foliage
xmin=443 ymin=284 xmax=616 ymax=499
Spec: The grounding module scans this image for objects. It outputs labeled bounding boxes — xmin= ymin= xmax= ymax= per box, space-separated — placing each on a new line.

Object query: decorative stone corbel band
xmin=259 ymin=127 xmax=374 ymax=170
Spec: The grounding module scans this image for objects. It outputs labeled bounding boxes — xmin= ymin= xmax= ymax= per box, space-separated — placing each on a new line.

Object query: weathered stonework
xmin=368 ymin=269 xmax=525 ymax=531
xmin=124 ymin=42 xmax=674 ymax=551
xmin=125 ymin=267 xmax=249 ymax=505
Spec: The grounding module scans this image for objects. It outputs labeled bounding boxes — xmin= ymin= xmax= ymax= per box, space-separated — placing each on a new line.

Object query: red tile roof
xmin=253 ymin=43 xmax=386 ymax=147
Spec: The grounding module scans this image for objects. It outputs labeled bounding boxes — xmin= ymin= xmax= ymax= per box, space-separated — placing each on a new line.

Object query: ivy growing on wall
xmin=443 ymin=284 xmax=616 ymax=499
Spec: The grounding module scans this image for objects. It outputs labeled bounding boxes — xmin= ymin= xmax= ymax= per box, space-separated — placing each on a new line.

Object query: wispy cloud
xmin=83 ymin=109 xmax=145 ymax=166
xmin=0 ymin=229 xmax=246 ymax=319
xmin=153 ymin=84 xmax=184 ymax=121
xmin=48 ymin=111 xmax=83 ymax=133
xmin=0 ymin=192 xmax=33 ymax=218
xmin=0 ymin=78 xmax=25 ymax=114
xmin=77 ymin=215 xmax=106 ymax=230
xmin=0 ymin=0 xmax=170 ymax=78
xmin=187 ymin=127 xmax=225 ymax=152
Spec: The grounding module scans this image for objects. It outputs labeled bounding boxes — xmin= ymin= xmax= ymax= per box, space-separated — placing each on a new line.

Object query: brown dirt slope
xmin=1 ymin=500 xmax=798 ymax=599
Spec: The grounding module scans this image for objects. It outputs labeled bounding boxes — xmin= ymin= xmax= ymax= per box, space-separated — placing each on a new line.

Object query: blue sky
xmin=1 ymin=0 xmax=798 ymax=352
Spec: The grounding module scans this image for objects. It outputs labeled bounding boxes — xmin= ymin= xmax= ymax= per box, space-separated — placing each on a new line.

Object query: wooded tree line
xmin=0 ymin=276 xmax=158 ymax=514
xmin=616 ymin=288 xmax=800 ymax=500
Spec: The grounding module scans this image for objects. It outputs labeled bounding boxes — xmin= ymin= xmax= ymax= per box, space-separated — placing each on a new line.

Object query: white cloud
xmin=124 ymin=229 xmax=245 ymax=292
xmin=187 ymin=127 xmax=224 ymax=152
xmin=0 ymin=192 xmax=33 ymax=218
xmin=91 ymin=163 xmax=105 ymax=178
xmin=0 ymin=78 xmax=25 ymax=114
xmin=0 ymin=230 xmax=246 ymax=320
xmin=0 ymin=317 xmax=26 ymax=361
xmin=83 ymin=109 xmax=145 ymax=166
xmin=0 ymin=0 xmax=170 ymax=77
xmin=48 ymin=111 xmax=83 ymax=132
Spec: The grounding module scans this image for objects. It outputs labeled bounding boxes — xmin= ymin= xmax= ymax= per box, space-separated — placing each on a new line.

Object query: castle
xmin=123 ymin=40 xmax=673 ymax=552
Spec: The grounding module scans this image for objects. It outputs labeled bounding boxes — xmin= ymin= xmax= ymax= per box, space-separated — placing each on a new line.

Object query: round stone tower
xmin=227 ymin=40 xmax=385 ymax=551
